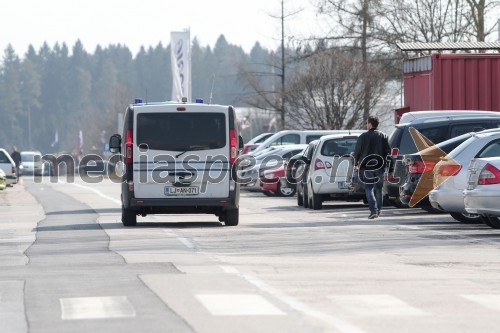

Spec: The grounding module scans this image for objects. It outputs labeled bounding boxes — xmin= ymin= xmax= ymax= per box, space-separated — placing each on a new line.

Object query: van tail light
xmin=478 ymin=163 xmax=500 ymax=185
xmin=409 ymin=160 xmax=436 ymax=174
xmin=125 ymin=129 xmax=133 ymax=164
xmin=229 ymin=129 xmax=237 ymax=163
xmin=437 ymin=164 xmax=461 ymax=177
xmin=12 ymin=166 xmax=16 ymax=174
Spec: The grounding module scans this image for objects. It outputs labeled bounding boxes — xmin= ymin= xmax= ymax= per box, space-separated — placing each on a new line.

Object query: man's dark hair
xmin=367 ymin=115 xmax=379 ymax=129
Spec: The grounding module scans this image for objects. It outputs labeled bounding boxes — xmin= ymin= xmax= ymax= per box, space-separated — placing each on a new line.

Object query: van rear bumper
xmin=130 ymin=197 xmax=238 ymax=207
xmin=128 ymin=196 xmax=239 ymax=215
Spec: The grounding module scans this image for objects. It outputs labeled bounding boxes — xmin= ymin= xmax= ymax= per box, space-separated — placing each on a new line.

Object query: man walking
xmin=353 ymin=116 xmax=391 ymax=219
xmin=11 ymin=146 xmax=21 ymax=177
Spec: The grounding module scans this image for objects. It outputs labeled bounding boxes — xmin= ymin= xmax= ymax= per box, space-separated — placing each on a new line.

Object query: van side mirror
xmin=109 ymin=134 xmax=121 ymax=153
xmin=238 ymin=135 xmax=244 ymax=149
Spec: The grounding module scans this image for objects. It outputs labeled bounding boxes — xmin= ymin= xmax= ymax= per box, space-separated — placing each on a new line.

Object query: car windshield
xmin=21 ymin=153 xmax=41 ymax=162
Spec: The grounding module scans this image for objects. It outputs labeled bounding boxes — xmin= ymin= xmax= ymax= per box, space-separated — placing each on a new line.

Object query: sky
xmin=2 ymin=0 xmax=324 ymax=57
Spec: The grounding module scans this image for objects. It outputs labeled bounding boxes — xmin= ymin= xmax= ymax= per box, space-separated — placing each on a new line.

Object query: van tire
xmin=122 ymin=206 xmax=137 ymax=226
xmin=223 ymin=208 xmax=239 ymax=226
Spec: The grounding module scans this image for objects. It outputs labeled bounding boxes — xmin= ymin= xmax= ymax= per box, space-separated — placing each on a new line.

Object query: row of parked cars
xmin=0 ymin=149 xmax=47 ymax=190
xmin=240 ymin=110 xmax=500 ymax=229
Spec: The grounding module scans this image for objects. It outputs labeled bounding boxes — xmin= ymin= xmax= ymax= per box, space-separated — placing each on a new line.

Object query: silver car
xmin=429 ymin=128 xmax=500 ymax=223
xmin=463 ymin=156 xmax=500 ymax=228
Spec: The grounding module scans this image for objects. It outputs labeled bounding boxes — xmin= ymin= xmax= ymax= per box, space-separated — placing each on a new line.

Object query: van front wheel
xmin=122 ymin=206 xmax=137 ymax=226
xmin=223 ymin=208 xmax=239 ymax=226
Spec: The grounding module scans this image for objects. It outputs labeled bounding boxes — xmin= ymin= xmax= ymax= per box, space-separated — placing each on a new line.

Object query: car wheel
xmin=483 ymin=215 xmax=500 ymax=229
xmin=303 ymin=184 xmax=309 ymax=208
xmin=122 ymin=206 xmax=137 ymax=226
xmin=224 ymin=208 xmax=239 ymax=226
xmin=311 ymin=192 xmax=322 ymax=210
xmin=297 ymin=187 xmax=304 ymax=206
xmin=450 ymin=212 xmax=482 ymax=224
xmin=277 ymin=181 xmax=296 ymax=197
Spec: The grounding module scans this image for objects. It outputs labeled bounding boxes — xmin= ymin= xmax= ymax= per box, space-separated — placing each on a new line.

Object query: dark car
xmin=293 ymin=141 xmax=319 ymax=208
xmin=384 ymin=113 xmax=500 ymax=208
xmin=399 ymin=132 xmax=475 ymax=212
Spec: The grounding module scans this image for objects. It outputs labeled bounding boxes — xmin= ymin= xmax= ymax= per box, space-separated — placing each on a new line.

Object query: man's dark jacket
xmin=353 ymin=129 xmax=391 ymax=170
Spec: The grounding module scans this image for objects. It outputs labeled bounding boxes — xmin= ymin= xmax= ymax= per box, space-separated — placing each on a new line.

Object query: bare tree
xmin=465 ymin=0 xmax=500 ymax=41
xmin=285 ymin=48 xmax=387 ymax=130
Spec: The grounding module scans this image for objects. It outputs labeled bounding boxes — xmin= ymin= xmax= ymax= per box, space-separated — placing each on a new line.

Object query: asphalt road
xmin=1 ymin=176 xmax=500 ymax=333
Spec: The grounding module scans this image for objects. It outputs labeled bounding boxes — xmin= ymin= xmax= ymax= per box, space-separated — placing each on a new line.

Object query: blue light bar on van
xmin=134 ymin=98 xmax=142 ymax=104
xmin=195 ymin=98 xmax=204 ymax=103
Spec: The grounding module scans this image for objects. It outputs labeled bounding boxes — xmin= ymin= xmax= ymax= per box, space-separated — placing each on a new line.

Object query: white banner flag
xmin=171 ymin=31 xmax=191 ymax=102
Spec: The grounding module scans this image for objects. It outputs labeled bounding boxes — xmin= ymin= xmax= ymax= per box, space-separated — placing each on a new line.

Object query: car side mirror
xmin=109 ymin=134 xmax=121 ymax=153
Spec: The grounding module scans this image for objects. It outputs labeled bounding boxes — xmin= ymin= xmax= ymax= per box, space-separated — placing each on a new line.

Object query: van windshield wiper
xmin=175 ymin=145 xmax=211 ymax=158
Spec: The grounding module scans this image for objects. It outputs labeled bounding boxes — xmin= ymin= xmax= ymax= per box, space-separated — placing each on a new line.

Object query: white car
xmin=429 ymin=128 xmax=500 ymax=223
xmin=0 ymin=148 xmax=17 ymax=185
xmin=463 ymin=156 xmax=500 ymax=228
xmin=305 ymin=133 xmax=364 ymax=210
xmin=20 ymin=151 xmax=44 ymax=176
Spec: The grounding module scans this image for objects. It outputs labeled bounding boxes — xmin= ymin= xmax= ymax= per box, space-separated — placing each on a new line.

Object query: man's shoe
xmin=368 ymin=213 xmax=379 ymax=219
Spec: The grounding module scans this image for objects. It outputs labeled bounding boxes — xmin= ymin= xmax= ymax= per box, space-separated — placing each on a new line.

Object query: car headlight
xmin=264 ymin=173 xmax=275 ymax=179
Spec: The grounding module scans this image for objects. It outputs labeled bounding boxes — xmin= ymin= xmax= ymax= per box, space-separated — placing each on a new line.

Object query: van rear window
xmin=136 ymin=112 xmax=226 ymax=151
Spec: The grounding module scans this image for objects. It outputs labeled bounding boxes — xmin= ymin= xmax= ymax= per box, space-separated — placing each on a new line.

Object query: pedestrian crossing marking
xmin=196 ymin=294 xmax=286 ymax=316
xmin=461 ymin=295 xmax=500 ymax=311
xmin=60 ymin=296 xmax=136 ymax=320
xmin=328 ymin=294 xmax=428 ymax=316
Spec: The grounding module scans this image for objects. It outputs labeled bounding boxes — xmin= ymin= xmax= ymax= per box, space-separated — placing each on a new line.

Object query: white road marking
xmin=58 ymin=180 xmax=121 ymax=206
xmin=177 ymin=237 xmax=196 ymax=249
xmin=0 ymin=235 xmax=35 ymax=243
xmin=196 ymin=294 xmax=286 ymax=316
xmin=241 ymin=273 xmax=367 ymax=333
xmin=461 ymin=294 xmax=500 ymax=311
xmin=219 ymin=265 xmax=240 ymax=274
xmin=60 ymin=296 xmax=136 ymax=320
xmin=328 ymin=294 xmax=428 ymax=316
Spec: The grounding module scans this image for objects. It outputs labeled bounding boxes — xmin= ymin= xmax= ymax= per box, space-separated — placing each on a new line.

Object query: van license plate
xmin=165 ymin=186 xmax=199 ymax=195
xmin=338 ymin=181 xmax=348 ymax=189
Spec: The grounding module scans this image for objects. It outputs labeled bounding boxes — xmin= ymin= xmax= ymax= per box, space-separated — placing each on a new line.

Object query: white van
xmin=0 ymin=148 xmax=17 ymax=185
xmin=249 ymin=129 xmax=364 ymax=155
xmin=20 ymin=151 xmax=44 ymax=176
xmin=109 ymin=100 xmax=243 ymax=227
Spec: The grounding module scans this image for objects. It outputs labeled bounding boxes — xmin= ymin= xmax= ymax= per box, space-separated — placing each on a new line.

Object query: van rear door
xmin=133 ymin=104 xmax=232 ymax=199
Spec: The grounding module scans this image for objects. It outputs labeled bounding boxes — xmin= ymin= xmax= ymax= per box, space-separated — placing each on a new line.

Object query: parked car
xmin=0 ymin=169 xmax=6 ymax=190
xmin=259 ymin=163 xmax=297 ymax=197
xmin=303 ymin=133 xmax=364 ymax=210
xmin=0 ymin=148 xmax=17 ymax=185
xmin=20 ymin=151 xmax=44 ymax=176
xmin=239 ymin=144 xmax=307 ymax=190
xmin=385 ymin=111 xmax=500 ymax=208
xmin=249 ymin=129 xmax=364 ymax=156
xmin=463 ymin=156 xmax=500 ymax=228
xmin=399 ymin=132 xmax=476 ymax=212
xmin=242 ymin=132 xmax=275 ymax=154
xmin=429 ymin=128 xmax=500 ymax=223
xmin=294 ymin=141 xmax=320 ymax=208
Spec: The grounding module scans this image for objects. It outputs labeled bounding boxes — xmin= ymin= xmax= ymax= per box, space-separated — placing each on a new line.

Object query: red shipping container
xmin=401 ymin=53 xmax=500 ymax=117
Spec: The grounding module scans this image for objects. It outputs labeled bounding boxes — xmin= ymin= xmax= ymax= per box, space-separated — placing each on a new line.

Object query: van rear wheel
xmin=223 ymin=208 xmax=239 ymax=226
xmin=122 ymin=206 xmax=137 ymax=226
